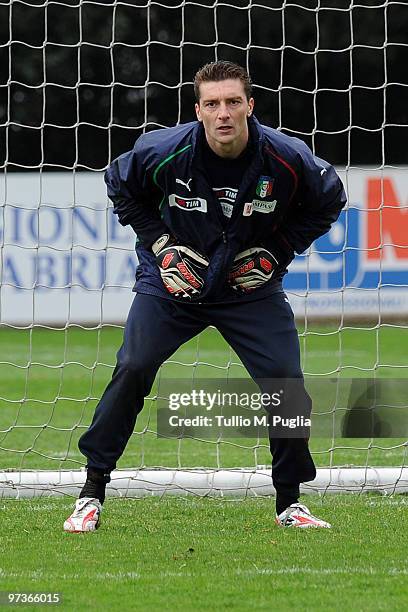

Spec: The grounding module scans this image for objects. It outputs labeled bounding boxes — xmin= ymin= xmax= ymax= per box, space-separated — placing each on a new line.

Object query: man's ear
xmin=195 ymin=102 xmax=202 ymax=122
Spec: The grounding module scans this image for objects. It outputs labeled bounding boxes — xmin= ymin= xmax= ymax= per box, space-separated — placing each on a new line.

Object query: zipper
xmin=220 ymin=230 xmax=229 ymax=285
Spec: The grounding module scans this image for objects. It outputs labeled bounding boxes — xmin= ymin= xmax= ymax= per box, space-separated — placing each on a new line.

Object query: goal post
xmin=1 ymin=0 xmax=408 ymax=499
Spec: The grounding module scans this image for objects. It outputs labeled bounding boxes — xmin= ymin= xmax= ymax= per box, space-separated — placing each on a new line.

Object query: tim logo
xmin=168 ymin=194 xmax=207 ymax=212
xmin=256 ymin=176 xmax=274 ymax=198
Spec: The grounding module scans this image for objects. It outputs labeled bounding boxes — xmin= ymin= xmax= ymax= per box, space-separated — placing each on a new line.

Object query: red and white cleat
xmin=276 ymin=503 xmax=331 ymax=528
xmin=63 ymin=497 xmax=102 ymax=533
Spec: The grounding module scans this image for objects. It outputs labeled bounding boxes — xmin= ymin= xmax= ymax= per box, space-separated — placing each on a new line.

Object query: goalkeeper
xmin=64 ymin=61 xmax=346 ymax=532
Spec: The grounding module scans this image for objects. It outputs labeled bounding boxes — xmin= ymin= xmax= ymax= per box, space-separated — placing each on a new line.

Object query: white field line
xmin=1 ymin=567 xmax=407 ymax=581
xmin=302 ymin=350 xmax=368 ymax=358
xmin=2 ymin=495 xmax=408 ymax=512
xmin=237 ymin=567 xmax=408 ymax=576
xmin=0 ymin=569 xmax=140 ymax=581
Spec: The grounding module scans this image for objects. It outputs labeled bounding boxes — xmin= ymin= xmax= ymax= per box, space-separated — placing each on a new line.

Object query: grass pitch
xmin=1 ymin=323 xmax=407 ymax=610
xmin=1 ymin=496 xmax=407 ymax=611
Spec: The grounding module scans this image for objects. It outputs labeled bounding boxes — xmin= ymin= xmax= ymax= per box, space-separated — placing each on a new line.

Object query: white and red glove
xmin=228 ymin=247 xmax=278 ymax=293
xmin=152 ymin=234 xmax=209 ymax=299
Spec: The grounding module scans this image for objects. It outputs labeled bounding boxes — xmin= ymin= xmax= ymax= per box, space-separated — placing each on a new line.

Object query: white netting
xmin=0 ymin=0 xmax=407 ymax=497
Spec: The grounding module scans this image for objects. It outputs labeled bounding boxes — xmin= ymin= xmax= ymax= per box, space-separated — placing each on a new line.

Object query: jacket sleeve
xmin=276 ymin=142 xmax=347 ymax=256
xmin=104 ymin=141 xmax=168 ymax=249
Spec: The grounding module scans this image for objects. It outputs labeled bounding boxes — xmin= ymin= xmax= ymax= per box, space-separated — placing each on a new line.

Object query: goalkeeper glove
xmin=228 ymin=247 xmax=278 ymax=293
xmin=152 ymin=233 xmax=209 ymax=298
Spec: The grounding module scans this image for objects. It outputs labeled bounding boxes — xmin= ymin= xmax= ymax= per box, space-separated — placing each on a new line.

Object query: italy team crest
xmin=256 ymin=176 xmax=274 ymax=198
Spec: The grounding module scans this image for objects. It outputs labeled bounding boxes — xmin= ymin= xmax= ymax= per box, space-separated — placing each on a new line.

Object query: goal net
xmin=1 ymin=0 xmax=407 ymax=498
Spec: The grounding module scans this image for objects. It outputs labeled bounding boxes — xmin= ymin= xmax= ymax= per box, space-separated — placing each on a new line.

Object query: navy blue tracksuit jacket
xmin=79 ymin=116 xmax=347 ymax=496
xmin=105 ymin=115 xmax=346 ymax=302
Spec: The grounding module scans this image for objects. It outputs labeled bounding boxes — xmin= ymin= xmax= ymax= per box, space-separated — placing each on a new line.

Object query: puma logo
xmin=176 ymin=178 xmax=193 ymax=192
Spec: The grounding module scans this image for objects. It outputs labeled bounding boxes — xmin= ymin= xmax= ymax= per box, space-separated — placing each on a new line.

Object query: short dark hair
xmin=194 ymin=61 xmax=253 ymax=102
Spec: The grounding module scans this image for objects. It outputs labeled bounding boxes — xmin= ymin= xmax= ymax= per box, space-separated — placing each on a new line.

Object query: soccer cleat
xmin=275 ymin=503 xmax=331 ymax=528
xmin=63 ymin=497 xmax=102 ymax=533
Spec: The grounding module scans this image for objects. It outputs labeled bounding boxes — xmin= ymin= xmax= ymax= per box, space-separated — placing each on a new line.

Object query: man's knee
xmin=116 ymin=345 xmax=159 ymax=380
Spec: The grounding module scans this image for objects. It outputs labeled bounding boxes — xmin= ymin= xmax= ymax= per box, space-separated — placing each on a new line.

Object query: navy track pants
xmin=78 ymin=292 xmax=316 ymax=490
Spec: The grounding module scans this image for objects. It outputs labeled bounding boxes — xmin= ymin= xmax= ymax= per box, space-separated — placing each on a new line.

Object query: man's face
xmin=195 ymin=79 xmax=254 ymax=157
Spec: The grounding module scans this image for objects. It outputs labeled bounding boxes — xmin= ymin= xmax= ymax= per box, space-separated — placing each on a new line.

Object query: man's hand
xmin=152 ymin=234 xmax=209 ymax=298
xmin=228 ymin=247 xmax=278 ymax=293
